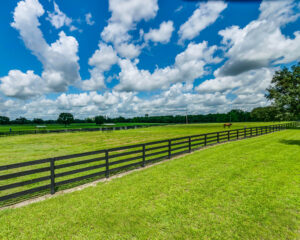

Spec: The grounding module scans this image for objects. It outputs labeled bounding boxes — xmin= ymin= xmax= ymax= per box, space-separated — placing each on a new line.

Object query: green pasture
xmin=0 ymin=122 xmax=290 ymax=207
xmin=0 ymin=122 xmax=285 ymax=164
xmin=0 ymin=128 xmax=299 ymax=239
xmin=0 ymin=122 xmax=160 ymax=132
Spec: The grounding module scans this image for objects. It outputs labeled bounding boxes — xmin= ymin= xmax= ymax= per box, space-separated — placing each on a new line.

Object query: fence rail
xmin=0 ymin=124 xmax=166 ymax=137
xmin=0 ymin=122 xmax=297 ymax=206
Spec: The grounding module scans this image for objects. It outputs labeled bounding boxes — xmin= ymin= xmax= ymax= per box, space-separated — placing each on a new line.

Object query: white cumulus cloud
xmin=144 ymin=20 xmax=174 ymax=44
xmin=115 ymin=41 xmax=221 ymax=91
xmin=85 ymin=12 xmax=95 ymax=26
xmin=101 ymin=0 xmax=158 ymax=58
xmin=216 ymin=0 xmax=300 ymax=76
xmin=47 ymin=1 xmax=76 ymax=31
xmin=178 ymin=1 xmax=227 ymax=43
xmin=1 ymin=0 xmax=81 ymax=99
xmin=0 ymin=70 xmax=44 ymax=99
xmin=82 ymin=43 xmax=118 ymax=91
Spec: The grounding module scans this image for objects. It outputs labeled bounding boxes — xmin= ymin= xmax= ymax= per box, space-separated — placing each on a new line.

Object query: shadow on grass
xmin=280 ymin=139 xmax=300 ymax=146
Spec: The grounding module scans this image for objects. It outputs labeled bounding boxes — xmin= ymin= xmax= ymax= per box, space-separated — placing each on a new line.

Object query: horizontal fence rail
xmin=0 ymin=122 xmax=297 ymax=206
xmin=0 ymin=124 xmax=167 ymax=137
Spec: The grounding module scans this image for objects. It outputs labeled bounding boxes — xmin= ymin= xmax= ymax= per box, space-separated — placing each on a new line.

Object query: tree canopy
xmin=250 ymin=106 xmax=278 ymax=122
xmin=95 ymin=116 xmax=105 ymax=125
xmin=0 ymin=116 xmax=9 ymax=125
xmin=57 ymin=113 xmax=74 ymax=126
xmin=266 ymin=62 xmax=300 ymax=120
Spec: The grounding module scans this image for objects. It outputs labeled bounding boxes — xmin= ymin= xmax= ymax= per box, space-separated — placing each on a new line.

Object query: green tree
xmin=15 ymin=117 xmax=29 ymax=124
xmin=251 ymin=106 xmax=278 ymax=121
xmin=266 ymin=63 xmax=300 ymax=120
xmin=33 ymin=118 xmax=44 ymax=124
xmin=95 ymin=115 xmax=105 ymax=125
xmin=85 ymin=118 xmax=93 ymax=123
xmin=57 ymin=113 xmax=74 ymax=126
xmin=0 ymin=116 xmax=10 ymax=125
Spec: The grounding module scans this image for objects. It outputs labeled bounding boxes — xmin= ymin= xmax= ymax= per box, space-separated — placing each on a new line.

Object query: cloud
xmin=100 ymin=0 xmax=158 ymax=58
xmin=196 ymin=67 xmax=274 ymax=94
xmin=2 ymin=0 xmax=81 ymax=99
xmin=144 ymin=21 xmax=174 ymax=44
xmin=83 ymin=0 xmax=159 ymax=90
xmin=0 ymin=85 xmax=231 ymax=119
xmin=115 ymin=41 xmax=221 ymax=91
xmin=85 ymin=12 xmax=95 ymax=26
xmin=42 ymin=31 xmax=80 ymax=92
xmin=175 ymin=6 xmax=183 ymax=13
xmin=115 ymin=43 xmax=141 ymax=59
xmin=2 ymin=0 xmax=298 ymax=118
xmin=82 ymin=43 xmax=118 ymax=90
xmin=217 ymin=0 xmax=300 ymax=77
xmin=47 ymin=1 xmax=76 ymax=31
xmin=0 ymin=70 xmax=44 ymax=99
xmin=178 ymin=1 xmax=227 ymax=44
xmin=195 ymin=67 xmax=274 ymax=110
xmin=0 ymin=78 xmax=271 ymax=119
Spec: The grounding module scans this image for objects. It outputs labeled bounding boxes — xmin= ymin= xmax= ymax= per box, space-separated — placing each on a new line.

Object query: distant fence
xmin=0 ymin=122 xmax=297 ymax=207
xmin=0 ymin=124 xmax=166 ymax=137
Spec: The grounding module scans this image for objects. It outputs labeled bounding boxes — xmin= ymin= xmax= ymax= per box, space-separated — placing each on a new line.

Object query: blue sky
xmin=0 ymin=0 xmax=299 ymax=119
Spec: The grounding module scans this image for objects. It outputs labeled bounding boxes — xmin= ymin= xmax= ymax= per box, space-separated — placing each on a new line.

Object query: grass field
xmin=0 ymin=122 xmax=161 ymax=132
xmin=0 ymin=121 xmax=289 ymax=207
xmin=0 ymin=122 xmax=284 ymax=165
xmin=0 ymin=129 xmax=299 ymax=239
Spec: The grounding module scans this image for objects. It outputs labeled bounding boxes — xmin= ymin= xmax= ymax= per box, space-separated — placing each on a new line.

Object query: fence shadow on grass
xmin=280 ymin=139 xmax=300 ymax=146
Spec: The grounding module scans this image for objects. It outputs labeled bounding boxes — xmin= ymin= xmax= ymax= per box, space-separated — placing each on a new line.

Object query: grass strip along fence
xmin=0 ymin=124 xmax=165 ymax=137
xmin=0 ymin=122 xmax=297 ymax=207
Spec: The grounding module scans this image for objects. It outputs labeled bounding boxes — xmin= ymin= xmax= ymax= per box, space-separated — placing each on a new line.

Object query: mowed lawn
xmin=0 ymin=129 xmax=299 ymax=240
xmin=0 ymin=122 xmax=284 ymax=165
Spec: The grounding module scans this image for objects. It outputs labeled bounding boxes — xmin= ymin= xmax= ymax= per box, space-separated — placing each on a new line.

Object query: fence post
xmin=227 ymin=131 xmax=230 ymax=141
xmin=217 ymin=132 xmax=220 ymax=143
xmin=168 ymin=140 xmax=171 ymax=159
xmin=237 ymin=129 xmax=239 ymax=140
xmin=244 ymin=128 xmax=246 ymax=138
xmin=105 ymin=150 xmax=109 ymax=178
xmin=188 ymin=137 xmax=191 ymax=152
xmin=204 ymin=134 xmax=207 ymax=146
xmin=50 ymin=158 xmax=55 ymax=195
xmin=142 ymin=144 xmax=145 ymax=167
xmin=250 ymin=128 xmax=252 ymax=137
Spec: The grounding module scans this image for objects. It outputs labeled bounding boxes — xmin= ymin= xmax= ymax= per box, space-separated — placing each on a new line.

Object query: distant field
xmin=0 ymin=129 xmax=299 ymax=239
xmin=0 ymin=122 xmax=161 ymax=132
xmin=0 ymin=122 xmax=284 ymax=164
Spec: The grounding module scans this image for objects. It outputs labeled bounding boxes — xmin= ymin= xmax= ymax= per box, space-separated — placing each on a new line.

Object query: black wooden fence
xmin=0 ymin=122 xmax=297 ymax=206
xmin=0 ymin=124 xmax=165 ymax=137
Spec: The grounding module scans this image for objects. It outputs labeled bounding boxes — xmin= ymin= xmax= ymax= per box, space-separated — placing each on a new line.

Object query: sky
xmin=0 ymin=0 xmax=299 ymax=119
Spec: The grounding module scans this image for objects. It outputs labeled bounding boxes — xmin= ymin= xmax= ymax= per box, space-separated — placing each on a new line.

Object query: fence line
xmin=0 ymin=122 xmax=297 ymax=206
xmin=0 ymin=124 xmax=166 ymax=137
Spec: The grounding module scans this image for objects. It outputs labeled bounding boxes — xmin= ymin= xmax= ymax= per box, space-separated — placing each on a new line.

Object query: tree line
xmin=0 ymin=108 xmax=282 ymax=126
xmin=0 ymin=62 xmax=298 ymax=125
